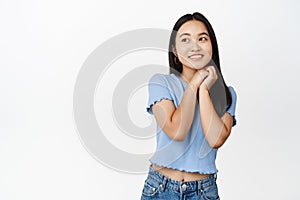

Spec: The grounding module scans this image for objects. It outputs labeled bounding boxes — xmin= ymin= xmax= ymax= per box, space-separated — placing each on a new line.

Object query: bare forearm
xmin=171 ymin=83 xmax=198 ymax=141
xmin=199 ymin=88 xmax=229 ymax=148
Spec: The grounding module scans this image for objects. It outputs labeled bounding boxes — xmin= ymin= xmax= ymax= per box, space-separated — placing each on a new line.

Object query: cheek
xmin=176 ymin=46 xmax=189 ymax=57
xmin=202 ymin=43 xmax=213 ymax=55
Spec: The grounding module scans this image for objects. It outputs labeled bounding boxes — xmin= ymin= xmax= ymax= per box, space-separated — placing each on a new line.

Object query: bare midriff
xmin=151 ymin=163 xmax=212 ymax=182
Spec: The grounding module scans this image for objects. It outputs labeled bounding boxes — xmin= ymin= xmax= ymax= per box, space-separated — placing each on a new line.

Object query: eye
xmin=199 ymin=37 xmax=208 ymax=41
xmin=181 ymin=38 xmax=190 ymax=42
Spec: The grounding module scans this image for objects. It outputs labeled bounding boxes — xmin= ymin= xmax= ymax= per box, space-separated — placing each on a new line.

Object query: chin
xmin=183 ymin=61 xmax=206 ymax=70
xmin=196 ymin=65 xmax=206 ymax=70
xmin=191 ymin=63 xmax=206 ymax=70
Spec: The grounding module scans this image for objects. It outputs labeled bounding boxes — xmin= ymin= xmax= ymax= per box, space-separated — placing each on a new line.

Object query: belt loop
xmin=214 ymin=173 xmax=217 ymax=180
xmin=197 ymin=179 xmax=202 ymax=196
xmin=160 ymin=176 xmax=168 ymax=192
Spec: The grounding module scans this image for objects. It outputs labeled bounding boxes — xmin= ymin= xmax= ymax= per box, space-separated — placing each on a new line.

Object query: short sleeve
xmin=226 ymin=86 xmax=237 ymax=127
xmin=146 ymin=74 xmax=173 ymax=115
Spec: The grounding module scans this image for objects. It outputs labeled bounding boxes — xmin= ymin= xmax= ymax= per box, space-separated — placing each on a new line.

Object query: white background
xmin=1 ymin=0 xmax=300 ymax=199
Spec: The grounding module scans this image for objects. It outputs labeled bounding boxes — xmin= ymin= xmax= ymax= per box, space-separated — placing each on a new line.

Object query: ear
xmin=172 ymin=45 xmax=177 ymax=57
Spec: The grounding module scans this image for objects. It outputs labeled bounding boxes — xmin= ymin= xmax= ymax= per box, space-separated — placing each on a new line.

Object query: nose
xmin=191 ymin=39 xmax=201 ymax=51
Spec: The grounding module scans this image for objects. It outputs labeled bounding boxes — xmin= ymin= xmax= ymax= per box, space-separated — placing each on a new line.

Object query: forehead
xmin=177 ymin=20 xmax=208 ymax=35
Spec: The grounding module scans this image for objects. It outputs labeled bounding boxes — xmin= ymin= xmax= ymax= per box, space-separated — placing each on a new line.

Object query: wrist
xmin=199 ymin=85 xmax=210 ymax=99
xmin=188 ymin=82 xmax=199 ymax=93
xmin=199 ymin=84 xmax=209 ymax=93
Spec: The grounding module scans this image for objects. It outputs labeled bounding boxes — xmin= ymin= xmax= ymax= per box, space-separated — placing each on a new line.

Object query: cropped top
xmin=146 ymin=73 xmax=237 ymax=174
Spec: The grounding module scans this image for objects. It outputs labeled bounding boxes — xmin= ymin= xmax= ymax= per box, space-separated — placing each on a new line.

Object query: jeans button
xmin=181 ymin=183 xmax=187 ymax=190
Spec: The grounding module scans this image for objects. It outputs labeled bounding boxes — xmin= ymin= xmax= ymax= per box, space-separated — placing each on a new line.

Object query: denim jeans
xmin=141 ymin=166 xmax=220 ymax=200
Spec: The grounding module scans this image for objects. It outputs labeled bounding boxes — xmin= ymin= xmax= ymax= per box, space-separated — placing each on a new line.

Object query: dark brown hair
xmin=168 ymin=12 xmax=232 ymax=116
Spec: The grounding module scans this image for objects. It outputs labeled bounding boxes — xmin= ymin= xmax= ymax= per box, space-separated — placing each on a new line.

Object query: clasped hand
xmin=190 ymin=66 xmax=218 ymax=90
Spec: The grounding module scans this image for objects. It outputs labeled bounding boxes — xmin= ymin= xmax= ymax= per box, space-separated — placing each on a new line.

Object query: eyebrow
xmin=179 ymin=32 xmax=209 ymax=37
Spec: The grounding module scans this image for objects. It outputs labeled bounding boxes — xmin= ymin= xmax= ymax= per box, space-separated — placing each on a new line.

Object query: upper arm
xmin=217 ymin=86 xmax=237 ymax=145
xmin=226 ymin=86 xmax=237 ymax=127
xmin=152 ymin=99 xmax=177 ymax=136
xmin=221 ymin=112 xmax=233 ymax=134
xmin=146 ymin=74 xmax=180 ymax=140
xmin=146 ymin=74 xmax=173 ymax=115
xmin=221 ymin=86 xmax=237 ymax=134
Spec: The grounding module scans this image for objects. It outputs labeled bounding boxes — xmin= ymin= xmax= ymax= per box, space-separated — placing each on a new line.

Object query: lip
xmin=188 ymin=54 xmax=204 ymax=60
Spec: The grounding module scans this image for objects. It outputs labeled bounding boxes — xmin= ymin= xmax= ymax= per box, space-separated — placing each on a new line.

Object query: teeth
xmin=190 ymin=54 xmax=203 ymax=59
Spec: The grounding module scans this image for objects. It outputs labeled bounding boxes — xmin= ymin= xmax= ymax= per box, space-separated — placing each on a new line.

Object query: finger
xmin=198 ymin=68 xmax=209 ymax=75
xmin=211 ymin=66 xmax=217 ymax=77
xmin=200 ymin=72 xmax=209 ymax=80
xmin=212 ymin=66 xmax=218 ymax=79
xmin=205 ymin=65 xmax=214 ymax=70
xmin=207 ymin=66 xmax=214 ymax=76
xmin=208 ymin=66 xmax=217 ymax=78
xmin=210 ymin=65 xmax=216 ymax=74
xmin=198 ymin=69 xmax=209 ymax=76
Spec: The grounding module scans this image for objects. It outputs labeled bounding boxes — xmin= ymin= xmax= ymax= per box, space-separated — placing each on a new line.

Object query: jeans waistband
xmin=147 ymin=165 xmax=217 ymax=193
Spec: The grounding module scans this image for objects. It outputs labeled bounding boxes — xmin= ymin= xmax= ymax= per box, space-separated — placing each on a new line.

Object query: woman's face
xmin=174 ymin=20 xmax=213 ymax=70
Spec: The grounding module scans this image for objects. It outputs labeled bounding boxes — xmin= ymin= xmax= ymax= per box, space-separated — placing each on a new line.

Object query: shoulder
xmin=226 ymin=86 xmax=237 ymax=126
xmin=148 ymin=73 xmax=176 ymax=84
xmin=227 ymin=86 xmax=237 ymax=100
xmin=149 ymin=73 xmax=167 ymax=81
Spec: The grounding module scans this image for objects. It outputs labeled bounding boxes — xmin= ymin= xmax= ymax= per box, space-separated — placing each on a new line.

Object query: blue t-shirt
xmin=146 ymin=73 xmax=237 ymax=174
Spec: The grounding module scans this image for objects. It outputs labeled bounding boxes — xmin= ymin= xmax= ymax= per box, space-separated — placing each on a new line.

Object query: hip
xmin=141 ymin=165 xmax=220 ymax=199
xmin=151 ymin=163 xmax=212 ymax=182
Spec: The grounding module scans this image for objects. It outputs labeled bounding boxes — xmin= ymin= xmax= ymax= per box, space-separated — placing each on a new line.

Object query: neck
xmin=180 ymin=65 xmax=197 ymax=83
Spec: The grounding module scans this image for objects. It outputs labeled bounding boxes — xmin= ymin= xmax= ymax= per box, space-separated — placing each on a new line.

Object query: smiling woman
xmin=140 ymin=12 xmax=237 ymax=200
xmin=173 ymin=20 xmax=213 ymax=72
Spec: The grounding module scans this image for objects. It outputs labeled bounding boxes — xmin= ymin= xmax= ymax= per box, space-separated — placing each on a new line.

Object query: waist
xmin=146 ymin=164 xmax=217 ymax=193
xmin=151 ymin=164 xmax=214 ymax=182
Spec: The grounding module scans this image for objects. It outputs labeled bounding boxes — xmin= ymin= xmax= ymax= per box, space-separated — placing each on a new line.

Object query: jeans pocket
xmin=202 ymin=182 xmax=220 ymax=200
xmin=142 ymin=177 xmax=161 ymax=197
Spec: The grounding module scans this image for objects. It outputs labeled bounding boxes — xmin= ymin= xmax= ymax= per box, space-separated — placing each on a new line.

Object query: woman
xmin=141 ymin=12 xmax=237 ymax=200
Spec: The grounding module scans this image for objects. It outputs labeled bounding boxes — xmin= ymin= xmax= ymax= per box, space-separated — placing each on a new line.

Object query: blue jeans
xmin=141 ymin=165 xmax=220 ymax=200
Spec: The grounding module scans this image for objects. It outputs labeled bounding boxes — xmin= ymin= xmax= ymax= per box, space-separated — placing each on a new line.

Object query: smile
xmin=189 ymin=54 xmax=204 ymax=60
